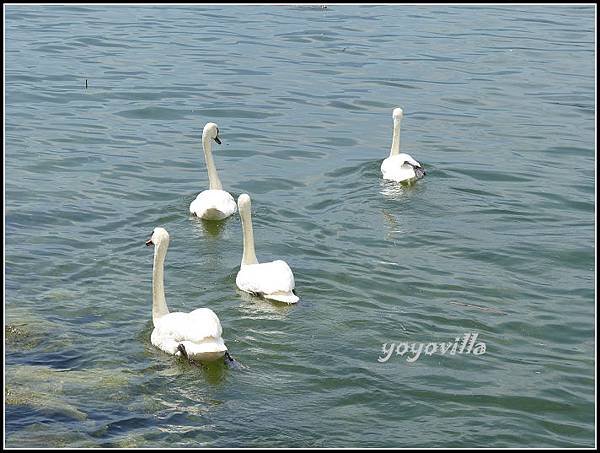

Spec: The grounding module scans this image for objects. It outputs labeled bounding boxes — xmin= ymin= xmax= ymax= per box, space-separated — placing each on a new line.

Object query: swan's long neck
xmin=390 ymin=118 xmax=401 ymax=157
xmin=240 ymin=204 xmax=258 ymax=266
xmin=152 ymin=241 xmax=170 ymax=326
xmin=203 ymin=136 xmax=223 ymax=190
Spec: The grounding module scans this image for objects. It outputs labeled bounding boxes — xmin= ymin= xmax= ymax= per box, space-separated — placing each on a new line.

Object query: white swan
xmin=235 ymin=194 xmax=299 ymax=304
xmin=381 ymin=108 xmax=426 ymax=183
xmin=145 ymin=227 xmax=228 ymax=362
xmin=189 ymin=122 xmax=237 ymax=220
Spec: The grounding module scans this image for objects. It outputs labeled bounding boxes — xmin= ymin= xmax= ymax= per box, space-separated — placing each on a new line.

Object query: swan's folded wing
xmin=398 ymin=153 xmax=421 ymax=168
xmin=155 ymin=309 xmax=223 ymax=343
xmin=237 ymin=260 xmax=296 ymax=295
xmin=381 ymin=155 xmax=417 ymax=182
xmin=188 ymin=308 xmax=223 ymax=340
xmin=191 ymin=190 xmax=235 ymax=211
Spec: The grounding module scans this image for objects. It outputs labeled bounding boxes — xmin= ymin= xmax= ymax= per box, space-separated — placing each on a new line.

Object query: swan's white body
xmin=236 ymin=260 xmax=297 ymax=304
xmin=235 ymin=194 xmax=299 ymax=304
xmin=190 ymin=189 xmax=236 ymax=221
xmin=381 ymin=108 xmax=426 ymax=183
xmin=147 ymin=227 xmax=227 ymax=361
xmin=189 ymin=122 xmax=237 ymax=220
xmin=151 ymin=309 xmax=227 ymax=361
xmin=381 ymin=153 xmax=423 ymax=182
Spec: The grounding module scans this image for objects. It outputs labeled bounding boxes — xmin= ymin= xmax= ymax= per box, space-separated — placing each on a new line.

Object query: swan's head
xmin=392 ymin=107 xmax=403 ymax=120
xmin=203 ymin=122 xmax=221 ymax=145
xmin=237 ymin=193 xmax=251 ymax=212
xmin=145 ymin=227 xmax=170 ymax=247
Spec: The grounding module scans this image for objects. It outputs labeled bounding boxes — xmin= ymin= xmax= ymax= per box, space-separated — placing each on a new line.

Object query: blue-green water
xmin=4 ymin=5 xmax=595 ymax=448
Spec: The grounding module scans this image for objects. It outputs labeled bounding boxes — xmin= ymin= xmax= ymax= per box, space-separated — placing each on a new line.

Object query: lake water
xmin=4 ymin=4 xmax=596 ymax=448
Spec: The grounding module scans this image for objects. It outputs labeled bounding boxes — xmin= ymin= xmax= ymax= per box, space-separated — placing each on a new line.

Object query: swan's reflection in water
xmin=379 ymin=178 xmax=417 ymax=199
xmin=181 ymin=356 xmax=229 ymax=384
xmin=148 ymin=345 xmax=230 ymax=384
xmin=382 ymin=209 xmax=406 ymax=241
xmin=138 ymin=365 xmax=225 ymax=434
xmin=189 ymin=216 xmax=236 ymax=272
xmin=189 ymin=215 xmax=229 ymax=238
xmin=379 ymin=179 xmax=425 ymax=241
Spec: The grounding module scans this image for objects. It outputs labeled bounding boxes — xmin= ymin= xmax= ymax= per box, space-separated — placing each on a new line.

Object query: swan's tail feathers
xmin=179 ymin=338 xmax=228 ymax=362
xmin=264 ymin=291 xmax=300 ymax=304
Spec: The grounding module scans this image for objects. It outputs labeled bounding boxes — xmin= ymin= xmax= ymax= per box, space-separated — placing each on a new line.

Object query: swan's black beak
xmin=214 ymin=136 xmax=221 ymax=145
xmin=145 ymin=239 xmax=154 ymax=247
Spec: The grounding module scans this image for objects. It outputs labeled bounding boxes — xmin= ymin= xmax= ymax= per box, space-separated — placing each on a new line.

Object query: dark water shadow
xmin=189 ymin=214 xmax=233 ymax=238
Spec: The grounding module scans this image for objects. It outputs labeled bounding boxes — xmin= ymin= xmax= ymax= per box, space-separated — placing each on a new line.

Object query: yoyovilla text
xmin=378 ymin=332 xmax=486 ymax=363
